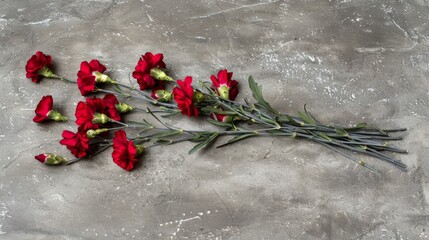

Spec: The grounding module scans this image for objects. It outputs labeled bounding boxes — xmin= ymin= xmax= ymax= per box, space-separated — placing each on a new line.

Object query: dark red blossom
xmin=77 ymin=75 xmax=97 ymax=96
xmin=33 ymin=95 xmax=67 ymax=122
xmin=103 ymin=94 xmax=121 ymax=121
xmin=33 ymin=95 xmax=53 ymax=123
xmin=35 ymin=154 xmax=47 ymax=163
xmin=210 ymin=69 xmax=239 ymax=101
xmin=25 ymin=51 xmax=53 ymax=83
xmin=132 ymin=52 xmax=166 ymax=90
xmin=77 ymin=60 xmax=108 ymax=95
xmin=172 ymin=76 xmax=199 ymax=117
xmin=75 ymin=101 xmax=95 ymax=126
xmin=112 ymin=130 xmax=143 ymax=171
xmin=75 ymin=94 xmax=120 ymax=126
xmin=59 ymin=129 xmax=90 ymax=158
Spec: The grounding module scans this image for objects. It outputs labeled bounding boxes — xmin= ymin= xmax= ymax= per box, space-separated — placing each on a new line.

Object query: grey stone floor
xmin=1 ymin=0 xmax=428 ymax=239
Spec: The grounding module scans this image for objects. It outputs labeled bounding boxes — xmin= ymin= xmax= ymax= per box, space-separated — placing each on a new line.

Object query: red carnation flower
xmin=78 ymin=59 xmax=106 ymax=77
xmin=77 ymin=60 xmax=112 ymax=96
xmin=132 ymin=52 xmax=169 ymax=90
xmin=33 ymin=95 xmax=67 ymax=123
xmin=86 ymin=96 xmax=106 ymax=113
xmin=33 ymin=95 xmax=53 ymax=122
xmin=103 ymin=94 xmax=121 ymax=121
xmin=210 ymin=69 xmax=239 ymax=101
xmin=59 ymin=129 xmax=90 ymax=158
xmin=25 ymin=51 xmax=55 ymax=83
xmin=112 ymin=130 xmax=144 ymax=171
xmin=172 ymin=76 xmax=199 ymax=117
xmin=75 ymin=95 xmax=120 ymax=126
xmin=75 ymin=101 xmax=97 ymax=126
xmin=77 ymin=75 xmax=97 ymax=96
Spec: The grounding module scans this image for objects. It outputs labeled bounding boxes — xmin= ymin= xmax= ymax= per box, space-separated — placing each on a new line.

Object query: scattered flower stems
xmin=26 ymin=51 xmax=408 ymax=172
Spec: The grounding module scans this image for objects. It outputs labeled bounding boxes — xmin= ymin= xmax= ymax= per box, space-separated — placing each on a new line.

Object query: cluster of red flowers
xmin=25 ymin=51 xmax=239 ymax=171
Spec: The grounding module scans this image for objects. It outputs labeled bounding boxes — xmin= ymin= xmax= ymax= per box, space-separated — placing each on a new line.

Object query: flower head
xmin=77 ymin=60 xmax=114 ymax=95
xmin=103 ymin=94 xmax=121 ymax=121
xmin=112 ymin=130 xmax=144 ymax=171
xmin=210 ymin=69 xmax=239 ymax=100
xmin=59 ymin=129 xmax=90 ymax=158
xmin=35 ymin=153 xmax=68 ymax=165
xmin=132 ymin=52 xmax=172 ymax=90
xmin=33 ymin=95 xmax=67 ymax=123
xmin=25 ymin=51 xmax=55 ymax=83
xmin=172 ymin=76 xmax=199 ymax=117
xmin=75 ymin=94 xmax=121 ymax=126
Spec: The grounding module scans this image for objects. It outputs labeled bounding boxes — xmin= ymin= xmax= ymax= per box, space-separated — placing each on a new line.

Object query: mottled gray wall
xmin=0 ymin=0 xmax=428 ymax=239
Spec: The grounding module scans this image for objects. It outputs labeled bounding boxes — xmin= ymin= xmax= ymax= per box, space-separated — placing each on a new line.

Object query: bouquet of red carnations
xmin=26 ymin=51 xmax=408 ymax=172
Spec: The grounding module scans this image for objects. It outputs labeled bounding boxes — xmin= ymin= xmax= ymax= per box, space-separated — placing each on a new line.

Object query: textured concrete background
xmin=1 ymin=0 xmax=428 ymax=239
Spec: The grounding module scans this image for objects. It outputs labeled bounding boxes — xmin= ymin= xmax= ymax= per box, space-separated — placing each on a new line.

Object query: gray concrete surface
xmin=1 ymin=0 xmax=429 ymax=239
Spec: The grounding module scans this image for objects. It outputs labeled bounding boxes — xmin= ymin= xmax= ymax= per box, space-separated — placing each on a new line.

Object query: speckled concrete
xmin=0 ymin=0 xmax=428 ymax=239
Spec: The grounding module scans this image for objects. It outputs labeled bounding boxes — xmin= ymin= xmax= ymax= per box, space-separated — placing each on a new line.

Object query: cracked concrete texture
xmin=0 ymin=0 xmax=428 ymax=239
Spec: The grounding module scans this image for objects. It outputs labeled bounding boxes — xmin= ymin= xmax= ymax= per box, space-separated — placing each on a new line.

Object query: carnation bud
xmin=217 ymin=85 xmax=230 ymax=100
xmin=35 ymin=153 xmax=67 ymax=165
xmin=193 ymin=91 xmax=205 ymax=103
xmin=37 ymin=66 xmax=57 ymax=78
xmin=92 ymin=112 xmax=111 ymax=124
xmin=86 ymin=128 xmax=109 ymax=138
xmin=150 ymin=68 xmax=173 ymax=81
xmin=135 ymin=144 xmax=146 ymax=155
xmin=93 ymin=71 xmax=116 ymax=84
xmin=152 ymin=90 xmax=172 ymax=102
xmin=211 ymin=113 xmax=234 ymax=123
xmin=47 ymin=110 xmax=67 ymax=122
xmin=115 ymin=103 xmax=134 ymax=113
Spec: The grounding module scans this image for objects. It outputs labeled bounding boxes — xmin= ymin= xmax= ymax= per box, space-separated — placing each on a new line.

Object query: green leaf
xmin=200 ymin=106 xmax=236 ymax=115
xmin=335 ymin=128 xmax=349 ymax=137
xmin=189 ymin=132 xmax=219 ymax=154
xmin=155 ymin=138 xmax=174 ymax=144
xmin=151 ymin=130 xmax=182 ymax=138
xmin=138 ymin=127 xmax=154 ymax=135
xmin=126 ymin=120 xmax=152 ymax=127
xmin=317 ymin=132 xmax=332 ymax=141
xmin=207 ymin=118 xmax=233 ymax=128
xmin=248 ymin=76 xmax=279 ymax=115
xmin=260 ymin=115 xmax=280 ymax=127
xmin=275 ymin=115 xmax=290 ymax=123
xmin=113 ymin=83 xmax=123 ymax=93
xmin=297 ymin=111 xmax=316 ymax=125
xmin=304 ymin=104 xmax=319 ymax=124
xmin=216 ymin=133 xmax=257 ymax=148
xmin=287 ymin=115 xmax=303 ymax=126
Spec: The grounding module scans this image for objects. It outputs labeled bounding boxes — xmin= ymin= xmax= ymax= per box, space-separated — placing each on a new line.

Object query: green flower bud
xmin=135 ymin=144 xmax=146 ymax=155
xmin=150 ymin=68 xmax=173 ymax=81
xmin=115 ymin=103 xmax=134 ymax=113
xmin=92 ymin=112 xmax=111 ymax=124
xmin=93 ymin=71 xmax=116 ymax=84
xmin=86 ymin=128 xmax=109 ymax=138
xmin=37 ymin=66 xmax=57 ymax=78
xmin=47 ymin=110 xmax=67 ymax=122
xmin=217 ymin=85 xmax=230 ymax=100
xmin=152 ymin=90 xmax=172 ymax=102
xmin=193 ymin=91 xmax=205 ymax=103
